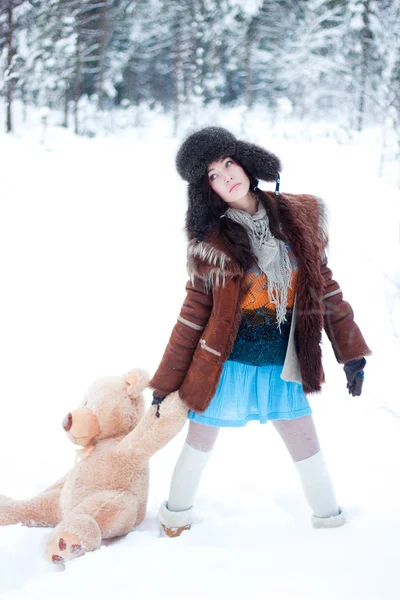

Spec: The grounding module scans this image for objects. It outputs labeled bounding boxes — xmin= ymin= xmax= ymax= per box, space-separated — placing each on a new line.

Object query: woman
xmin=147 ymin=126 xmax=371 ymax=537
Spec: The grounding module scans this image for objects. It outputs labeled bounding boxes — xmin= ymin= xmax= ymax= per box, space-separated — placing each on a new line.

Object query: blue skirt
xmin=188 ymin=360 xmax=311 ymax=427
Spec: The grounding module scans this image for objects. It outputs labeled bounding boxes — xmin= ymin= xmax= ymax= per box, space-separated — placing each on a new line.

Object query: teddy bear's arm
xmin=118 ymin=391 xmax=188 ymax=461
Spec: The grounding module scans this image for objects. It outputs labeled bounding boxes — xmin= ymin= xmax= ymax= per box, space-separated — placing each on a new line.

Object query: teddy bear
xmin=0 ymin=368 xmax=188 ymax=564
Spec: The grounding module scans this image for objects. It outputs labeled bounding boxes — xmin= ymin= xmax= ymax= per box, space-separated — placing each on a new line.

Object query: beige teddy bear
xmin=0 ymin=368 xmax=187 ymax=564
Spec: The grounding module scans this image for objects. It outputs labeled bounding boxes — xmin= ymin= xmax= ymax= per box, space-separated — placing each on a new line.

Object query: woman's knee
xmin=186 ymin=420 xmax=220 ymax=452
xmin=272 ymin=415 xmax=321 ymax=462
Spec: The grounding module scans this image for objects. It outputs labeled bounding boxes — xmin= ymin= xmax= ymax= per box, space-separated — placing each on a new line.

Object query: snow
xmin=0 ymin=104 xmax=400 ymax=599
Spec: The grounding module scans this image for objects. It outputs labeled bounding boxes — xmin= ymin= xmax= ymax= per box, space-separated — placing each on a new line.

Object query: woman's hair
xmin=201 ymin=162 xmax=287 ymax=270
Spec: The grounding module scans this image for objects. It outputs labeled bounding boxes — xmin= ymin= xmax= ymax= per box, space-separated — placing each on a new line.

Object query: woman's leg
xmin=272 ymin=415 xmax=344 ymax=526
xmin=159 ymin=421 xmax=219 ymax=536
xmin=167 ymin=421 xmax=220 ymax=510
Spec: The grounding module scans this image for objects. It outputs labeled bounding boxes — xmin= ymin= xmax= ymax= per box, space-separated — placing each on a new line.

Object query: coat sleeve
xmin=148 ymin=277 xmax=213 ymax=398
xmin=321 ymin=252 xmax=371 ymax=363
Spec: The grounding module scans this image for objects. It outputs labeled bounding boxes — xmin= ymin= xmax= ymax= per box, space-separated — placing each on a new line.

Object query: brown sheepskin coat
xmin=149 ymin=192 xmax=371 ymax=413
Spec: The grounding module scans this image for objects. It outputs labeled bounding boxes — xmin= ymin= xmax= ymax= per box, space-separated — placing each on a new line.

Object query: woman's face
xmin=207 ymin=157 xmax=250 ymax=204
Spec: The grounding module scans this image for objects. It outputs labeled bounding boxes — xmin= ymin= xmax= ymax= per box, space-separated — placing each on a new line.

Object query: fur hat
xmin=176 ymin=126 xmax=282 ymax=237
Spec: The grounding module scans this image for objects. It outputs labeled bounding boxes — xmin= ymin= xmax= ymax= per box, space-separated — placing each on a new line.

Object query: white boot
xmin=158 ymin=501 xmax=194 ymax=538
xmin=159 ymin=441 xmax=213 ymax=537
xmin=311 ymin=507 xmax=346 ymax=529
xmin=295 ymin=451 xmax=346 ymax=528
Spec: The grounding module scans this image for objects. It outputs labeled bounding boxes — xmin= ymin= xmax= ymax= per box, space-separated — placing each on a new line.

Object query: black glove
xmin=151 ymin=394 xmax=166 ymax=418
xmin=343 ymin=358 xmax=366 ymax=397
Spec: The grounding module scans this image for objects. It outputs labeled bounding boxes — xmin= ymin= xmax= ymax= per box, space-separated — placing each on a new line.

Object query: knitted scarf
xmin=224 ymin=200 xmax=293 ymax=328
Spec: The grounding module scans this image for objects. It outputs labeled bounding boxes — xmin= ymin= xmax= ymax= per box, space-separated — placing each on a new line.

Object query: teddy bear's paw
xmin=45 ymin=514 xmax=102 ymax=564
xmin=46 ymin=531 xmax=86 ymax=564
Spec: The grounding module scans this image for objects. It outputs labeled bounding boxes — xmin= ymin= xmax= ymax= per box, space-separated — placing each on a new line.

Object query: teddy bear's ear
xmin=124 ymin=368 xmax=150 ymax=397
xmin=124 ymin=373 xmax=138 ymax=395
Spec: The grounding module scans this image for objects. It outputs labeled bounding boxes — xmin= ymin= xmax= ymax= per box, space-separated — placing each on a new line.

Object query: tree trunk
xmin=187 ymin=0 xmax=205 ymax=127
xmin=241 ymin=16 xmax=258 ymax=133
xmin=74 ymin=4 xmax=81 ymax=135
xmin=243 ymin=16 xmax=258 ymax=111
xmin=21 ymin=83 xmax=27 ymax=122
xmin=357 ymin=0 xmax=371 ymax=132
xmin=172 ymin=9 xmax=183 ymax=137
xmin=243 ymin=42 xmax=253 ymax=110
xmin=6 ymin=7 xmax=13 ymax=133
xmin=63 ymin=81 xmax=69 ymax=128
xmin=97 ymin=2 xmax=108 ymax=111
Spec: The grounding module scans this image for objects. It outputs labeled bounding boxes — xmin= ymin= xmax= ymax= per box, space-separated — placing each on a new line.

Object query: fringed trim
xmin=187 ymin=236 xmax=242 ymax=291
xmin=202 ymin=269 xmax=228 ymax=292
xmin=188 ymin=238 xmax=230 ymax=268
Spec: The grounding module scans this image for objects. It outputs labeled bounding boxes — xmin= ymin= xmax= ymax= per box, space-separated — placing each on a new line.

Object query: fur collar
xmin=186 ymin=192 xmax=328 ymax=292
xmin=276 ymin=193 xmax=327 ymax=393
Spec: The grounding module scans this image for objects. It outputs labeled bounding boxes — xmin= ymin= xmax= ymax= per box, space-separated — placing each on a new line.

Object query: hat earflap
xmin=185 ymin=183 xmax=218 ymax=238
xmin=234 ymin=140 xmax=282 ymax=183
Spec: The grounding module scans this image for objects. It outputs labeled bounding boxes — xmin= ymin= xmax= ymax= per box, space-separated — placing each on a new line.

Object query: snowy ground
xmin=0 ymin=105 xmax=400 ymax=599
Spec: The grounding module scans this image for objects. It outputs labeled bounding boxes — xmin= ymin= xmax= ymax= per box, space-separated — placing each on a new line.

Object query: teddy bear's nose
xmin=62 ymin=413 xmax=72 ymax=432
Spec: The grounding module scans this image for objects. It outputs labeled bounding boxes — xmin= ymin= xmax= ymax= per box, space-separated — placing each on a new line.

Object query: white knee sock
xmin=167 ymin=441 xmax=213 ymax=512
xmin=295 ymin=451 xmax=339 ymax=518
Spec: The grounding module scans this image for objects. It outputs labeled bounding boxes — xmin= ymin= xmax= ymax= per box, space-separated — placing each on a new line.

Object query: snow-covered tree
xmin=373 ymin=0 xmax=400 ymax=169
xmin=340 ymin=0 xmax=382 ymax=130
xmin=0 ymin=0 xmax=30 ymax=132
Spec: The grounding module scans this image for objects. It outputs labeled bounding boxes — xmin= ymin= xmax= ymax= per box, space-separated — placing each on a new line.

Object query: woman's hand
xmin=343 ymin=358 xmax=367 ymax=396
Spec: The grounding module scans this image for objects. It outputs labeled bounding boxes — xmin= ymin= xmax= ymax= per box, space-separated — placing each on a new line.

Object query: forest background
xmin=1 ymin=0 xmax=400 ymax=160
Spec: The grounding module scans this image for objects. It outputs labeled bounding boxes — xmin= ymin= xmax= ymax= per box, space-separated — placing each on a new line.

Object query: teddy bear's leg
xmin=71 ymin=490 xmax=141 ymax=539
xmin=45 ymin=491 xmax=139 ymax=564
xmin=118 ymin=390 xmax=188 ymax=461
xmin=0 ymin=486 xmax=62 ymax=527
